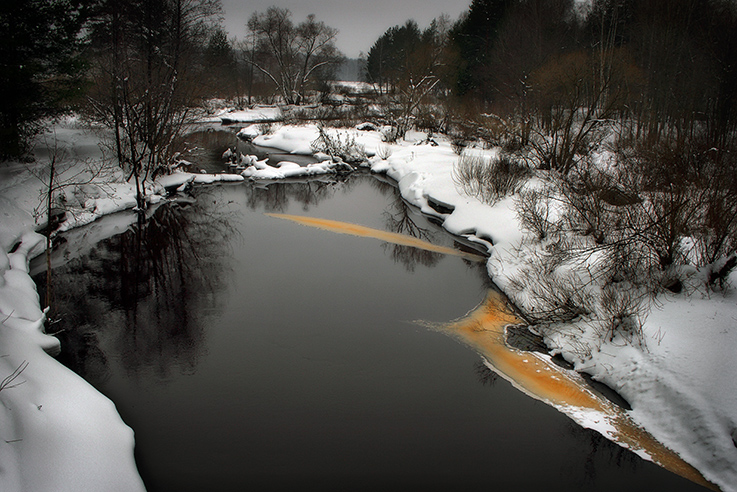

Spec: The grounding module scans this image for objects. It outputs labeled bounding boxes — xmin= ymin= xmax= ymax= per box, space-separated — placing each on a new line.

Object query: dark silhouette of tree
xmin=0 ymin=0 xmax=91 ymax=159
xmin=245 ymin=7 xmax=344 ymax=105
xmin=203 ymin=27 xmax=238 ymax=98
xmin=85 ymin=0 xmax=221 ymax=209
xmin=449 ymin=0 xmax=516 ymax=102
xmin=365 ymin=18 xmax=452 ymax=137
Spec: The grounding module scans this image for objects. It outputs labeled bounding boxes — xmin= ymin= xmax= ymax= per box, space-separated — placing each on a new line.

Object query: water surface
xmin=34 ymin=172 xmax=707 ymax=491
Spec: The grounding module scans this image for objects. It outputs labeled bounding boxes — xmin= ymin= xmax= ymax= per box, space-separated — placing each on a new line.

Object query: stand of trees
xmin=0 ymin=0 xmax=92 ymax=159
xmin=84 ymin=0 xmax=221 ymax=208
xmin=365 ymin=17 xmax=452 ymax=138
xmin=364 ymin=0 xmax=737 ymax=155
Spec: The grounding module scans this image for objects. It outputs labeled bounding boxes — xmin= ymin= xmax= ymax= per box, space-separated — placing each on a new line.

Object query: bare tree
xmin=30 ymin=135 xmax=111 ymax=309
xmin=246 ymin=7 xmax=344 ymax=105
xmin=86 ymin=0 xmax=221 ymax=209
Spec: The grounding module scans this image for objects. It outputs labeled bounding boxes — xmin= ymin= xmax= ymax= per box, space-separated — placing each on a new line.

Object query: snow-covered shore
xmin=1 ymin=116 xmax=735 ymax=491
xmin=248 ymin=123 xmax=737 ymax=491
xmin=0 ymin=235 xmax=146 ymax=491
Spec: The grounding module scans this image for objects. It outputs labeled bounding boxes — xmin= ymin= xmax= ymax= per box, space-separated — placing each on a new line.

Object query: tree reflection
xmin=244 ymin=176 xmax=354 ymax=212
xmin=372 ymin=175 xmax=494 ymax=278
xmin=474 ymin=360 xmax=499 ymax=386
xmin=36 ymin=197 xmax=234 ymax=383
xmin=561 ymin=419 xmax=641 ymax=489
xmin=374 ymin=179 xmax=443 ymax=271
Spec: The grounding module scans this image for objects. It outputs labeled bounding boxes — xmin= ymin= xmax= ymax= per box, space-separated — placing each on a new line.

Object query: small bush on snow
xmin=310 ymin=126 xmax=366 ymax=164
xmin=375 ymin=143 xmax=392 ymax=160
xmin=515 ymin=187 xmax=559 ymax=241
xmin=453 ymin=151 xmax=531 ymax=204
xmin=506 ymin=241 xmax=595 ymax=325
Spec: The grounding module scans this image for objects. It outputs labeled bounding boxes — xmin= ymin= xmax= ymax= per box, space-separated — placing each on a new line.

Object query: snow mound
xmin=0 ymin=233 xmax=145 ymax=491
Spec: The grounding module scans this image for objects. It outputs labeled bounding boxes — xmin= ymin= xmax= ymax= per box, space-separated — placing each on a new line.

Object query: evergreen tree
xmin=0 ymin=0 xmax=91 ymax=159
xmin=450 ymin=0 xmax=516 ymax=99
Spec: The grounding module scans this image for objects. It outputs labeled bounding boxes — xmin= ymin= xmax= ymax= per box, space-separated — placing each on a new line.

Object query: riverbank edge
xmin=1 ymin=119 xmax=735 ymax=491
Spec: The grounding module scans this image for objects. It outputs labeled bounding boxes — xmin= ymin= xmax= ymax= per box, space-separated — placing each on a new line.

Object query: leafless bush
xmin=515 ymin=187 xmax=558 ymax=240
xmin=450 ymin=136 xmax=468 ymax=155
xmin=310 ymin=125 xmax=366 ymax=164
xmin=375 ymin=143 xmax=392 ymax=160
xmin=453 ymin=151 xmax=531 ymax=204
xmin=381 ymin=126 xmax=399 ymax=143
xmin=507 ymin=246 xmax=595 ymax=324
xmin=507 ymin=238 xmax=653 ymax=348
xmin=596 ymin=283 xmax=648 ymax=347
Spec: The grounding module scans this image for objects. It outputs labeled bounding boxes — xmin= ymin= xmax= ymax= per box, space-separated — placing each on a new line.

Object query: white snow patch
xmin=0 ymin=233 xmax=145 ymax=491
xmin=209 ymin=105 xmax=282 ymax=124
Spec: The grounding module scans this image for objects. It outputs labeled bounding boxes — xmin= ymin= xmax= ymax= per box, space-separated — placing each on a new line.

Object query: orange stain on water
xmin=267 ymin=213 xmax=716 ymax=489
xmin=443 ymin=290 xmax=717 ymax=490
xmin=266 ymin=213 xmax=487 ymax=262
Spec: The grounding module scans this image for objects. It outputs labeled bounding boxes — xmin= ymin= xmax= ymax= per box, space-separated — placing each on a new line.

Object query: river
xmin=31 ymin=132 xmax=707 ymax=491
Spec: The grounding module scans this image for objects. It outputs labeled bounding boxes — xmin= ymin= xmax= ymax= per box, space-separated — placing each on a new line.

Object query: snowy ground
xmin=205 ymin=105 xmax=283 ymax=125
xmin=1 ymin=116 xmax=735 ymax=491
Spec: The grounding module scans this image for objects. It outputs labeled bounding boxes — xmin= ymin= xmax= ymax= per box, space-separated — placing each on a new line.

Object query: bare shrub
xmin=311 ymin=125 xmax=366 ymax=164
xmin=506 ymin=246 xmax=595 ymax=324
xmin=515 ymin=188 xmax=558 ymax=240
xmin=596 ymin=283 xmax=648 ymax=347
xmin=450 ymin=136 xmax=468 ymax=155
xmin=381 ymin=126 xmax=399 ymax=143
xmin=453 ymin=151 xmax=531 ymax=204
xmin=375 ymin=143 xmax=392 ymax=160
xmin=555 ymin=163 xmax=639 ymax=245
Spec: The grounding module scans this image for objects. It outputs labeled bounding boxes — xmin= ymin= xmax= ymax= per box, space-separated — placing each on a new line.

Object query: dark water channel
xmin=33 ymin=138 xmax=706 ymax=491
xmin=178 ymin=127 xmax=317 ymax=173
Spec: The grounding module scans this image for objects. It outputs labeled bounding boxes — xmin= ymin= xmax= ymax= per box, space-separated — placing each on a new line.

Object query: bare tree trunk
xmin=44 ymin=151 xmax=56 ymax=309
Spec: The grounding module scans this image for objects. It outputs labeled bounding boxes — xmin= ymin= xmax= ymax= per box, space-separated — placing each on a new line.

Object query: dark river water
xmin=32 ymin=133 xmax=706 ymax=491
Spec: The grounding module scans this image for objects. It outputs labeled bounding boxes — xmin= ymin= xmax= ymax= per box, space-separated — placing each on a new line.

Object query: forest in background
xmin=2 ymin=0 xmax=737 ymax=306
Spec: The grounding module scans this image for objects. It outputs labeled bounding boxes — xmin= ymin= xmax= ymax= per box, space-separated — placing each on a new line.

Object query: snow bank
xmin=211 ymin=106 xmax=282 ymax=124
xmin=548 ymin=288 xmax=737 ymax=490
xmin=0 ymin=233 xmax=145 ymax=492
xmin=241 ymin=160 xmax=339 ymax=179
xmin=253 ymin=125 xmax=320 ymax=155
xmin=252 ymin=124 xmax=385 ymax=158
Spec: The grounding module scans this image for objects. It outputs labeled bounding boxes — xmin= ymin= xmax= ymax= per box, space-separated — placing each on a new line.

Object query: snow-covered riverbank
xmin=249 ymin=122 xmax=737 ymax=491
xmin=1 ymin=115 xmax=735 ymax=491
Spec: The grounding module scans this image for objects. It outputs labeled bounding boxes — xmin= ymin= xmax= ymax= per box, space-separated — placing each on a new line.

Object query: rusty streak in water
xmin=267 ymin=212 xmax=716 ymax=489
xmin=439 ymin=290 xmax=718 ymax=491
xmin=265 ymin=213 xmax=486 ymax=263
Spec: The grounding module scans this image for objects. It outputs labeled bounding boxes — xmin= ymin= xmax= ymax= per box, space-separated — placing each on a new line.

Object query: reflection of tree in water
xmin=244 ymin=176 xmax=355 ymax=212
xmin=370 ymin=176 xmax=445 ymax=271
xmin=372 ymin=175 xmax=494 ymax=281
xmin=36 ymin=198 xmax=234 ymax=384
xmin=474 ymin=360 xmax=499 ymax=386
xmin=560 ymin=419 xmax=641 ymax=489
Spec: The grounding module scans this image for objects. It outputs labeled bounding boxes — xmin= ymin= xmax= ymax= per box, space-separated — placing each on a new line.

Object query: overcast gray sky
xmin=220 ymin=0 xmax=471 ymax=58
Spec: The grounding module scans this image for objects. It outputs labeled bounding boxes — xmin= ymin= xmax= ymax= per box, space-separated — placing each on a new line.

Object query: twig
xmin=0 ymin=361 xmax=29 ymax=392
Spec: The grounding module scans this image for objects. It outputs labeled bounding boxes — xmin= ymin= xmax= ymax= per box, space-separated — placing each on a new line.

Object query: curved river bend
xmin=33 ymin=160 xmax=708 ymax=490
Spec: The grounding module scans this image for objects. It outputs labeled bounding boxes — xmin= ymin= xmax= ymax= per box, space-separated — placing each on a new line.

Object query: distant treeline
xmin=365 ymin=0 xmax=737 ymax=150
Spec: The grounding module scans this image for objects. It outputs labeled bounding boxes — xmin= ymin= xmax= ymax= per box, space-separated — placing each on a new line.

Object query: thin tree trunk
xmin=45 ymin=152 xmax=56 ymax=309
